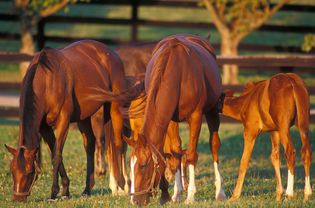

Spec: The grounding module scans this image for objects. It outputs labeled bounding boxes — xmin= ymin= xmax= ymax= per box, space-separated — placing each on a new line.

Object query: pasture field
xmin=0 ymin=122 xmax=315 ymax=207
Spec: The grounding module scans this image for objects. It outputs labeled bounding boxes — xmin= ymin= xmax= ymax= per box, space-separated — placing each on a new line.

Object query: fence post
xmin=37 ymin=18 xmax=45 ymax=50
xmin=131 ymin=0 xmax=139 ymax=42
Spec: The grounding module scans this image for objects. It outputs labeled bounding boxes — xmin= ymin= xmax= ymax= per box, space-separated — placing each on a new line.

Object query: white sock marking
xmin=185 ymin=164 xmax=196 ymax=204
xmin=305 ymin=176 xmax=312 ymax=196
xmin=286 ymin=170 xmax=294 ymax=197
xmin=109 ymin=171 xmax=117 ymax=195
xmin=214 ymin=162 xmax=227 ymax=200
xmin=172 ymin=169 xmax=183 ymax=202
xmin=130 ymin=156 xmax=137 ymax=204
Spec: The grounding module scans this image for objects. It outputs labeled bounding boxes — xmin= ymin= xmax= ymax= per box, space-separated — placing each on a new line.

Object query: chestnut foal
xmin=222 ymin=73 xmax=312 ymax=201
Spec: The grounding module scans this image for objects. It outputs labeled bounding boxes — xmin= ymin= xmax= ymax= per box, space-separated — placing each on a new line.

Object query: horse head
xmin=5 ymin=144 xmax=40 ymax=202
xmin=124 ymin=134 xmax=165 ymax=205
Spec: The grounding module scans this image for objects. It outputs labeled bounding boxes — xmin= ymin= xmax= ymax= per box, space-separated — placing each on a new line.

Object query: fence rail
xmin=0 ymin=51 xmax=315 ymax=122
xmin=0 ymin=0 xmax=314 ymax=53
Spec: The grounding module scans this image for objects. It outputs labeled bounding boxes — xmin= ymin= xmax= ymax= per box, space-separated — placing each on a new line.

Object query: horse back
xmin=145 ymin=36 xmax=221 ymax=121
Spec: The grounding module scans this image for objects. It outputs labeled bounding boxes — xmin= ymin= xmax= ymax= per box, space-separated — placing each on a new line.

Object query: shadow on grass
xmin=92 ymin=188 xmax=112 ymax=196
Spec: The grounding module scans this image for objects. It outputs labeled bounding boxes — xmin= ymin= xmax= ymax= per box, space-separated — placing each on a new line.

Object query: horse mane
xmin=19 ymin=49 xmax=51 ymax=148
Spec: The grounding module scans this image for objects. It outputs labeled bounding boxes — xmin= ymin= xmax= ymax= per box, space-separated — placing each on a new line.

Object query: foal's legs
xmin=270 ymin=131 xmax=284 ymax=201
xmin=297 ymin=126 xmax=312 ymax=200
xmin=185 ymin=111 xmax=203 ymax=204
xmin=91 ymin=108 xmax=106 ymax=176
xmin=205 ymin=112 xmax=226 ymax=201
xmin=78 ymin=118 xmax=96 ymax=196
xmin=165 ymin=121 xmax=183 ymax=202
xmin=230 ymin=128 xmax=259 ymax=200
xmin=279 ymin=129 xmax=296 ymax=198
xmin=40 ymin=122 xmax=70 ymax=199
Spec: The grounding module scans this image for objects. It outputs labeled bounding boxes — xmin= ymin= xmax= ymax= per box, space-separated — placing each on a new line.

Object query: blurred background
xmin=1 ymin=1 xmax=315 ymax=206
xmin=0 ymin=0 xmax=314 ymax=120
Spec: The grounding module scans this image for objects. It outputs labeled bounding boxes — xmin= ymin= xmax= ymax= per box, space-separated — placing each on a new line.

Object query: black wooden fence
xmin=0 ymin=0 xmax=314 ymax=53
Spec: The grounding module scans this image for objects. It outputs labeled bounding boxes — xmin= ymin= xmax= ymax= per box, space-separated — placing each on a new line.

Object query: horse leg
xmin=279 ymin=129 xmax=296 ymax=199
xmin=91 ymin=108 xmax=106 ymax=176
xmin=50 ymin=111 xmax=71 ymax=200
xmin=230 ymin=128 xmax=259 ymax=201
xmin=109 ymin=101 xmax=127 ymax=195
xmin=297 ymin=126 xmax=312 ymax=200
xmin=159 ymin=174 xmax=171 ymax=205
xmin=78 ymin=118 xmax=96 ymax=196
xmin=40 ymin=122 xmax=70 ymax=199
xmin=184 ymin=111 xmax=202 ymax=204
xmin=270 ymin=131 xmax=284 ymax=201
xmin=166 ymin=121 xmax=183 ymax=202
xmin=205 ymin=111 xmax=226 ymax=201
xmin=121 ymin=143 xmax=130 ymax=193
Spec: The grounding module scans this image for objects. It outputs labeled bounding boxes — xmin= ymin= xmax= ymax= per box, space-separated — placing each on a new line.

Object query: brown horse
xmin=4 ymin=40 xmax=135 ymax=201
xmin=123 ymin=34 xmax=226 ymax=205
xmin=222 ymin=73 xmax=312 ymax=201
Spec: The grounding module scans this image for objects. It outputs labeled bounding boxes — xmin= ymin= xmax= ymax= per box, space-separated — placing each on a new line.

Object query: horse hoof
xmin=184 ymin=198 xmax=194 ymax=204
xmin=81 ymin=191 xmax=91 ymax=197
xmin=304 ymin=194 xmax=312 ymax=201
xmin=61 ymin=195 xmax=71 ymax=200
xmin=216 ymin=191 xmax=227 ymax=201
xmin=47 ymin=198 xmax=58 ymax=203
xmin=160 ymin=196 xmax=171 ymax=205
xmin=284 ymin=194 xmax=294 ymax=201
xmin=229 ymin=195 xmax=240 ymax=202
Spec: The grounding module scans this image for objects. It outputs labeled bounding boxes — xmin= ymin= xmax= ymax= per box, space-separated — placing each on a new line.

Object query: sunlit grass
xmin=0 ymin=123 xmax=314 ymax=207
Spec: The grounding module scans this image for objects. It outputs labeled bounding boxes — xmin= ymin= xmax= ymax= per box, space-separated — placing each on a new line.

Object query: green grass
xmin=0 ymin=123 xmax=315 ymax=207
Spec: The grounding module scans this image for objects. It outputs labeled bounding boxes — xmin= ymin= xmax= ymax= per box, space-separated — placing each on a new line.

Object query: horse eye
xmin=139 ymin=163 xmax=147 ymax=170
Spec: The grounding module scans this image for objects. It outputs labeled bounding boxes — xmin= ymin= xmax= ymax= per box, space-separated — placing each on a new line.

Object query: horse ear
xmin=224 ymin=90 xmax=235 ymax=97
xmin=122 ymin=135 xmax=137 ymax=147
xmin=4 ymin=144 xmax=17 ymax=155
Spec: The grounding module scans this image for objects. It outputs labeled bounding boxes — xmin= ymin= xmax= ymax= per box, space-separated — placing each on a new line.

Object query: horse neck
xmin=141 ymin=107 xmax=168 ymax=151
xmin=222 ymin=95 xmax=245 ymax=121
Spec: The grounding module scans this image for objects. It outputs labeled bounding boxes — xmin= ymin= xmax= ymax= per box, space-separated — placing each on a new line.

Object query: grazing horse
xmin=127 ymin=92 xmax=184 ymax=202
xmin=4 ymin=40 xmax=133 ymax=201
xmin=124 ymin=34 xmax=226 ymax=205
xmin=222 ymin=73 xmax=312 ymax=201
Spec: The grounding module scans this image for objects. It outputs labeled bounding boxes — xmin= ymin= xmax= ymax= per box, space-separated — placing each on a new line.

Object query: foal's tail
xmin=288 ymin=73 xmax=310 ymax=130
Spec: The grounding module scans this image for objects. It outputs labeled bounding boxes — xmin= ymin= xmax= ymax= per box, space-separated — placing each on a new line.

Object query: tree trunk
xmin=221 ymin=36 xmax=239 ymax=85
xmin=19 ymin=15 xmax=35 ymax=78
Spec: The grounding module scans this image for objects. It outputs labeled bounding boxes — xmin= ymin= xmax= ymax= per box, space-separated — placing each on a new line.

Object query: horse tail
xmin=86 ymin=81 xmax=145 ymax=105
xmin=288 ymin=74 xmax=310 ymax=130
xmin=104 ymin=117 xmax=125 ymax=190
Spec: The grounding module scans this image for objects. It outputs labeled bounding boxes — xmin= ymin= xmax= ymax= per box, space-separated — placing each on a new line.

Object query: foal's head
xmin=126 ymin=135 xmax=165 ymax=205
xmin=5 ymin=145 xmax=39 ymax=202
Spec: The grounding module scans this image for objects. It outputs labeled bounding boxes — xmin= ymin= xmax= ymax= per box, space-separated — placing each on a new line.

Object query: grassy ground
xmin=0 ymin=123 xmax=315 ymax=207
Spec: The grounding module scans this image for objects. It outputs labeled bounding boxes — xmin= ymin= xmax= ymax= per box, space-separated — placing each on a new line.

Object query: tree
xmin=302 ymin=34 xmax=315 ymax=52
xmin=13 ymin=0 xmax=70 ymax=77
xmin=202 ymin=0 xmax=289 ymax=84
